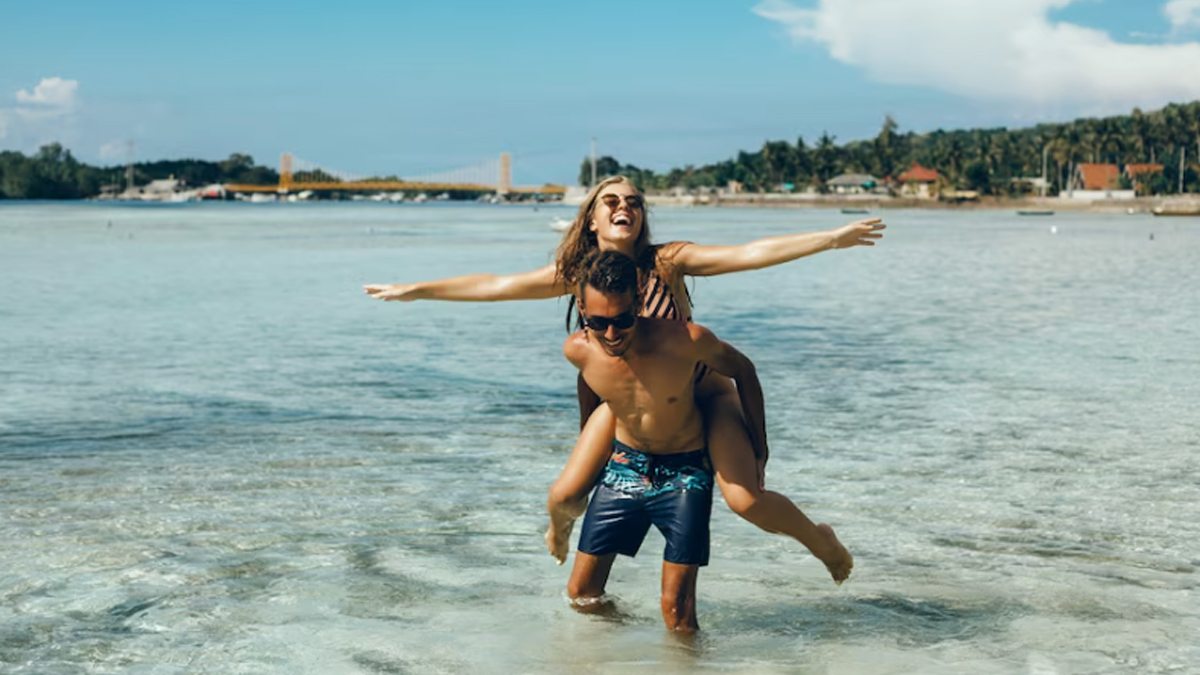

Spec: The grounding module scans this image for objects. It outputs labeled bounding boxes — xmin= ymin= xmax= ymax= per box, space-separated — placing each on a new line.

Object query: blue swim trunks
xmin=577 ymin=439 xmax=714 ymax=566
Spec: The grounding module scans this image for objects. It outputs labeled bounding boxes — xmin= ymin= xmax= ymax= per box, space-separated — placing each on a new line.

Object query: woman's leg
xmin=545 ymin=403 xmax=616 ymax=564
xmin=698 ymin=377 xmax=854 ymax=583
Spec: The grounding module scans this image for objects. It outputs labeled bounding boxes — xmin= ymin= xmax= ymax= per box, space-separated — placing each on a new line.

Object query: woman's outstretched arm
xmin=364 ymin=263 xmax=565 ymax=302
xmin=668 ymin=217 xmax=885 ymax=277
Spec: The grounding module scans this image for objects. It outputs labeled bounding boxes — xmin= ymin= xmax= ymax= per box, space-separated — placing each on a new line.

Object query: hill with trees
xmin=582 ymin=101 xmax=1200 ymax=196
xmin=0 ymin=146 xmax=278 ymax=199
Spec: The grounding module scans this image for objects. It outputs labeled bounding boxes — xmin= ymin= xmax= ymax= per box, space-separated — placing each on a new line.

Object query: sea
xmin=1 ymin=201 xmax=1197 ymax=674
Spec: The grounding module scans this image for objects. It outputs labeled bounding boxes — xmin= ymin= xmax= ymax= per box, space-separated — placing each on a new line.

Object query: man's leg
xmin=566 ymin=551 xmax=617 ymax=614
xmin=647 ymin=470 xmax=711 ymax=633
xmin=701 ymin=386 xmax=853 ymax=584
xmin=660 ymin=562 xmax=700 ymax=632
xmin=546 ymin=405 xmax=616 ymax=564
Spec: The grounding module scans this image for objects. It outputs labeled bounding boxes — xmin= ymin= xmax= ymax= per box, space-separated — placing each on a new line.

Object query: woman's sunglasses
xmin=599 ymin=194 xmax=643 ymax=210
xmin=583 ymin=311 xmax=636 ymax=332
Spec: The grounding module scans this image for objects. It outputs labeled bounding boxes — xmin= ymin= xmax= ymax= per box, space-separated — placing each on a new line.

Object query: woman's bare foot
xmin=813 ymin=523 xmax=853 ymax=584
xmin=546 ymin=493 xmax=589 ymax=565
xmin=545 ymin=517 xmax=575 ymax=565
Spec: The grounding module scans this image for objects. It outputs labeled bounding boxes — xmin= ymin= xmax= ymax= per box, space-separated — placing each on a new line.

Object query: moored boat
xmin=1152 ymin=201 xmax=1200 ymax=216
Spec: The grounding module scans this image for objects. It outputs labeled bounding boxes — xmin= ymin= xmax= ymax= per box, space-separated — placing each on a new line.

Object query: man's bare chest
xmin=584 ymin=351 xmax=695 ymax=409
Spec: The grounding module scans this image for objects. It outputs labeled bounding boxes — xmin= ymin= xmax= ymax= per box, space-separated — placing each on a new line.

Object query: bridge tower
xmin=279 ymin=153 xmax=294 ymax=192
xmin=498 ymin=152 xmax=512 ymax=195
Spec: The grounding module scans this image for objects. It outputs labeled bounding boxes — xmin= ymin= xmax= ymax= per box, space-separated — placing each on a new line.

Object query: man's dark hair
xmin=579 ymin=250 xmax=640 ymax=301
xmin=568 ymin=251 xmax=641 ymax=331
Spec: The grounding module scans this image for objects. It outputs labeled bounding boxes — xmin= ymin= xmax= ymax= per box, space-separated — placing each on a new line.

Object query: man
xmin=557 ymin=250 xmax=851 ymax=632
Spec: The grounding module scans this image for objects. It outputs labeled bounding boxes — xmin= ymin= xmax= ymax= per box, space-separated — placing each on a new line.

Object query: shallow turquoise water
xmin=1 ymin=202 xmax=1197 ymax=673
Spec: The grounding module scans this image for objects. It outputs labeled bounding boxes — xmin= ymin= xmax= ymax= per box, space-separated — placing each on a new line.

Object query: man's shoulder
xmin=684 ymin=321 xmax=716 ymax=343
xmin=637 ymin=318 xmax=712 ymax=357
xmin=639 ymin=317 xmax=692 ymax=342
xmin=563 ymin=330 xmax=590 ymax=364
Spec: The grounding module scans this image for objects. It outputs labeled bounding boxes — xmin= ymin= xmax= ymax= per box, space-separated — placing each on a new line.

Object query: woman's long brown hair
xmin=554 ymin=176 xmax=672 ymax=330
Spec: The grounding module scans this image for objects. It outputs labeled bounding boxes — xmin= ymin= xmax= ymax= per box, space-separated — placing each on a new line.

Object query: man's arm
xmin=688 ymin=325 xmax=769 ymax=463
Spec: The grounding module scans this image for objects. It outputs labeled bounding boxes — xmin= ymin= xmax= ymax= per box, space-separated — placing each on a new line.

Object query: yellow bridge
xmin=225 ymin=152 xmax=565 ymax=196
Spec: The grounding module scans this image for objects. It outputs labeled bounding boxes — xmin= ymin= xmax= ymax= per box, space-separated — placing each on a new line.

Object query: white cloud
xmin=1165 ymin=0 xmax=1200 ymax=31
xmin=98 ymin=140 xmax=131 ymax=161
xmin=1 ymin=77 xmax=81 ymax=150
xmin=15 ymin=77 xmax=79 ymax=109
xmin=753 ymin=0 xmax=1200 ymax=110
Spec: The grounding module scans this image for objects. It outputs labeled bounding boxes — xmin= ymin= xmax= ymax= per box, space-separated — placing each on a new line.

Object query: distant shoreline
xmin=645 ymin=194 xmax=1199 ymax=213
xmin=3 ymin=194 xmax=1196 ymax=215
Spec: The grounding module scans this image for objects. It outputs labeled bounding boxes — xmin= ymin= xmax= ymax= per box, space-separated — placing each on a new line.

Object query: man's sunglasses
xmin=599 ymin=194 xmax=644 ymax=210
xmin=583 ymin=311 xmax=636 ymax=332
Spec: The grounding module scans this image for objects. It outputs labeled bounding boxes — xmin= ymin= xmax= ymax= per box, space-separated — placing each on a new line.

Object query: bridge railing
xmin=226 ymin=152 xmax=559 ymax=195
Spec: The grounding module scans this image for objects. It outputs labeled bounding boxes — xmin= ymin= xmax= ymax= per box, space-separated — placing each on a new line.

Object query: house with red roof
xmin=1062 ymin=162 xmax=1134 ymax=200
xmin=897 ymin=163 xmax=941 ymax=199
xmin=1071 ymin=163 xmax=1120 ymax=191
xmin=1123 ymin=163 xmax=1163 ymax=195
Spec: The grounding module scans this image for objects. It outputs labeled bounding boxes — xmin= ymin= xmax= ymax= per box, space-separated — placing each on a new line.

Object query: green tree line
xmin=582 ymin=101 xmax=1200 ymax=196
xmin=0 ymin=146 xmax=278 ymax=199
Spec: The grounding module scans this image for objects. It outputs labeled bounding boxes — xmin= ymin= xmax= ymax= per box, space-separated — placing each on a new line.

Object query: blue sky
xmin=2 ymin=0 xmax=1199 ymax=185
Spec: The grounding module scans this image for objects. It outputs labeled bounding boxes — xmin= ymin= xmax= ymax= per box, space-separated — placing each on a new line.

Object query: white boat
xmin=1152 ymin=200 xmax=1200 ymax=216
xmin=561 ymin=185 xmax=588 ymax=207
xmin=165 ymin=190 xmax=200 ymax=203
xmin=549 ymin=217 xmax=572 ymax=232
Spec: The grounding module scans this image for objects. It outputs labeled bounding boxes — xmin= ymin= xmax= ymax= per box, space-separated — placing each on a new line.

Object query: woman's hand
xmin=363 ymin=283 xmax=422 ymax=301
xmin=829 ymin=218 xmax=886 ymax=249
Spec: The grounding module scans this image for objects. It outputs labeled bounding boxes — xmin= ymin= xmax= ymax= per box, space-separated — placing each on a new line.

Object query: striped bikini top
xmin=641 ymin=267 xmax=708 ymax=381
xmin=640 ymin=268 xmax=691 ymax=322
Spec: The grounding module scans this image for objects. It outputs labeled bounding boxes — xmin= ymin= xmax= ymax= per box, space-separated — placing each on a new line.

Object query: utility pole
xmin=125 ymin=140 xmax=136 ymax=193
xmin=1181 ymin=146 xmax=1186 ymax=194
xmin=498 ymin=152 xmax=511 ymax=195
xmin=590 ymin=137 xmax=597 ymax=188
xmin=1041 ymin=143 xmax=1050 ymax=197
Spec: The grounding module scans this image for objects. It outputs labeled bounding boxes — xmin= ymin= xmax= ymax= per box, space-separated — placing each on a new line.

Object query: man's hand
xmin=830 ymin=218 xmax=886 ymax=249
xmin=363 ymin=283 xmax=420 ymax=301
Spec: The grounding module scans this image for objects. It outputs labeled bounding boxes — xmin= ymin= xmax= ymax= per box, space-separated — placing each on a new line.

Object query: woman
xmin=365 ymin=176 xmax=882 ymax=582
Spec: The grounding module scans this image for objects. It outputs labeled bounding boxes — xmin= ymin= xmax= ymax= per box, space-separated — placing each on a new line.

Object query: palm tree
xmin=1096 ymin=118 xmax=1124 ymax=164
xmin=874 ymin=115 xmax=900 ymax=179
xmin=813 ymin=132 xmax=839 ymax=188
xmin=794 ymin=135 xmax=814 ymax=186
xmin=760 ymin=140 xmax=794 ymax=190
